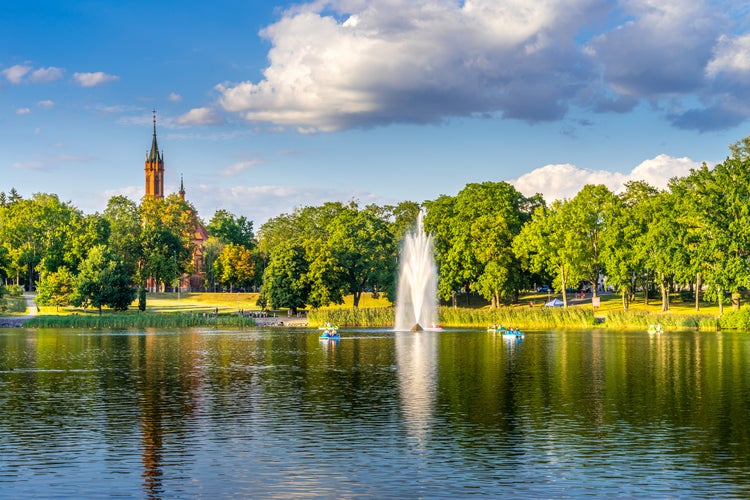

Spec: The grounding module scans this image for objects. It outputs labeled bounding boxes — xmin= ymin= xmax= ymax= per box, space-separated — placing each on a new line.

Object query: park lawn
xmin=1 ymin=296 xmax=28 ymax=315
xmin=140 ymin=292 xmax=261 ymax=314
xmin=523 ymin=290 xmax=722 ymax=317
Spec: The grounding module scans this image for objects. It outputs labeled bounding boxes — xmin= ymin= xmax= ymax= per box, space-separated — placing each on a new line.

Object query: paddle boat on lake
xmin=319 ymin=323 xmax=340 ymax=340
xmin=487 ymin=325 xmax=507 ymax=333
xmin=502 ymin=328 xmax=525 ymax=339
xmin=647 ymin=323 xmax=663 ymax=334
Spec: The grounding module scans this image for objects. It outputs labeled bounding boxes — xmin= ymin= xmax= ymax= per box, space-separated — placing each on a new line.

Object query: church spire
xmin=179 ymin=174 xmax=186 ymax=200
xmin=148 ymin=109 xmax=161 ymax=163
xmin=145 ymin=109 xmax=165 ymax=198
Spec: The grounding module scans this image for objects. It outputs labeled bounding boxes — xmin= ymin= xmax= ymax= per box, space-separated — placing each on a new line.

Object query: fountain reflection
xmin=396 ymin=331 xmax=438 ymax=449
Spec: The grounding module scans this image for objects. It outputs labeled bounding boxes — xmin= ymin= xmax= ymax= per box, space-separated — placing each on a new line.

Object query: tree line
xmin=2 ymin=136 xmax=749 ymax=315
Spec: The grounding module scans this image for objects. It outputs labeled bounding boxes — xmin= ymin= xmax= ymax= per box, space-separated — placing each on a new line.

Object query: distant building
xmin=145 ymin=111 xmax=164 ymax=199
xmin=145 ymin=111 xmax=207 ymax=291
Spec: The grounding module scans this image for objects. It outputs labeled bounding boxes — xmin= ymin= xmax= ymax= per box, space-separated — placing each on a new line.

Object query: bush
xmin=5 ymin=284 xmax=23 ymax=297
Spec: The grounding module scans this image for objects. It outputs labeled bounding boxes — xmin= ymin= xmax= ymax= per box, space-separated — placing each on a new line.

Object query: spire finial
xmin=153 ymin=109 xmax=157 ymax=135
xmin=179 ymin=174 xmax=186 ymax=200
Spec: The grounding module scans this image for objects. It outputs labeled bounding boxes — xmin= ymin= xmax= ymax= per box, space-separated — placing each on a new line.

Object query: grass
xmin=24 ymin=312 xmax=257 ymax=329
xmin=1 ymin=296 xmax=28 ymax=314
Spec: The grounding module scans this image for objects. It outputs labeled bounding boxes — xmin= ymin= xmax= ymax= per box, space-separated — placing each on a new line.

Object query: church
xmin=144 ymin=111 xmax=208 ymax=290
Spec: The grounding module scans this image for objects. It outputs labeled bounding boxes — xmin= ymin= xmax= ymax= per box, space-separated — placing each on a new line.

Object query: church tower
xmin=145 ymin=110 xmax=164 ymax=198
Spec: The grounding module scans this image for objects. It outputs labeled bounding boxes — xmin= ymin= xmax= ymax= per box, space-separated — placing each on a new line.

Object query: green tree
xmin=139 ymin=195 xmax=196 ymax=291
xmin=36 ymin=267 xmax=75 ymax=311
xmin=514 ymin=201 xmax=586 ymax=307
xmin=425 ymin=182 xmax=541 ymax=308
xmin=260 ymin=242 xmax=309 ymax=313
xmin=564 ymin=184 xmax=620 ymax=298
xmin=103 ymin=196 xmax=142 ymax=279
xmin=214 ymin=243 xmax=256 ymax=292
xmin=327 ymin=207 xmax=397 ymax=308
xmin=72 ymin=245 xmax=136 ymax=314
xmin=207 ymin=209 xmax=256 ymax=248
xmin=600 ymin=181 xmax=658 ymax=310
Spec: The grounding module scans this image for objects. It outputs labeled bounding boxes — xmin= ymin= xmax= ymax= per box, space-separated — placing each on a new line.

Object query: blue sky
xmin=3 ymin=0 xmax=750 ymax=227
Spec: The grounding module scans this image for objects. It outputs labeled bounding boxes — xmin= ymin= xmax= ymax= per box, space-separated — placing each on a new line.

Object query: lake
xmin=0 ymin=327 xmax=749 ymax=498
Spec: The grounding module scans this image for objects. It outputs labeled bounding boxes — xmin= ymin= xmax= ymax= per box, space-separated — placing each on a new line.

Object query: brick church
xmin=145 ymin=111 xmax=208 ymax=290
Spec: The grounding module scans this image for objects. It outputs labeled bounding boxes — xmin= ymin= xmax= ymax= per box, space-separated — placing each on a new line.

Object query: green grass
xmin=1 ymin=296 xmax=28 ymax=314
xmin=24 ymin=312 xmax=257 ymax=329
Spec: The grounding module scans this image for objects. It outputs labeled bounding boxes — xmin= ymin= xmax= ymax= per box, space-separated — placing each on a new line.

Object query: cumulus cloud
xmin=217 ymin=0 xmax=605 ymax=131
xmin=222 ymin=160 xmax=263 ymax=176
xmin=214 ymin=0 xmax=750 ymax=132
xmin=174 ymin=107 xmax=225 ymax=126
xmin=2 ymin=64 xmax=31 ymax=84
xmin=37 ymin=100 xmax=55 ymax=108
xmin=73 ymin=71 xmax=119 ymax=87
xmin=16 ymin=107 xmax=31 ymax=115
xmin=168 ymin=92 xmax=183 ymax=102
xmin=2 ymin=64 xmax=63 ymax=84
xmin=511 ymin=154 xmax=702 ymax=202
xmin=28 ymin=66 xmax=64 ymax=83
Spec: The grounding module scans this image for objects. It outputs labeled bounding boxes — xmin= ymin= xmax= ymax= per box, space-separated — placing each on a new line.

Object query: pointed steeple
xmin=179 ymin=174 xmax=186 ymax=200
xmin=148 ymin=109 xmax=161 ymax=163
xmin=145 ymin=109 xmax=165 ymax=198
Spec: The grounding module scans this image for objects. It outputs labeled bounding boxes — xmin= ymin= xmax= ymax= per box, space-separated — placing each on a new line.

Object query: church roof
xmin=147 ymin=110 xmax=162 ymax=163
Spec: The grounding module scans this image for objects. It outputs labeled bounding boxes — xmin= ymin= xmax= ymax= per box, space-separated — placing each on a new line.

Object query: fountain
xmin=395 ymin=211 xmax=438 ymax=331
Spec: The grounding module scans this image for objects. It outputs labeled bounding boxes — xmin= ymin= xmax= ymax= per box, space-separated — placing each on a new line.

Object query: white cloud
xmin=215 ymin=0 xmax=750 ymax=132
xmin=511 ymin=154 xmax=702 ymax=202
xmin=2 ymin=64 xmax=31 ymax=84
xmin=11 ymin=160 xmax=44 ymax=170
xmin=168 ymin=92 xmax=183 ymax=102
xmin=217 ymin=0 xmax=603 ymax=131
xmin=2 ymin=64 xmax=63 ymax=84
xmin=73 ymin=71 xmax=119 ymax=87
xmin=28 ymin=66 xmax=64 ymax=83
xmin=16 ymin=107 xmax=31 ymax=115
xmin=707 ymin=33 xmax=750 ymax=79
xmin=222 ymin=160 xmax=263 ymax=176
xmin=174 ymin=107 xmax=225 ymax=126
xmin=37 ymin=100 xmax=55 ymax=108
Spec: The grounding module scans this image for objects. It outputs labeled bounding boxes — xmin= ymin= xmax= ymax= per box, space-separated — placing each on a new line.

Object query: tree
xmin=103 ymin=196 xmax=142 ymax=279
xmin=260 ymin=242 xmax=309 ymax=313
xmin=563 ymin=185 xmax=619 ymax=298
xmin=327 ymin=207 xmax=397 ymax=308
xmin=72 ymin=245 xmax=136 ymax=314
xmin=214 ymin=243 xmax=256 ymax=292
xmin=139 ymin=195 xmax=196 ymax=291
xmin=425 ymin=182 xmax=541 ymax=308
xmin=207 ymin=209 xmax=256 ymax=248
xmin=600 ymin=181 xmax=657 ymax=310
xmin=36 ymin=267 xmax=75 ymax=311
xmin=514 ymin=201 xmax=585 ymax=307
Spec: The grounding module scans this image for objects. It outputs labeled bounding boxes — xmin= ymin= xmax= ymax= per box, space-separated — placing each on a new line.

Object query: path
xmin=0 ymin=293 xmax=38 ymax=327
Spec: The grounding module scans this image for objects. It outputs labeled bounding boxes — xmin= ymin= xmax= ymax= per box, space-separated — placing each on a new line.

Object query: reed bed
xmin=24 ymin=313 xmax=257 ymax=329
xmin=440 ymin=306 xmax=596 ymax=329
xmin=717 ymin=307 xmax=750 ymax=331
xmin=308 ymin=307 xmax=395 ymax=327
xmin=603 ymin=310 xmax=719 ymax=331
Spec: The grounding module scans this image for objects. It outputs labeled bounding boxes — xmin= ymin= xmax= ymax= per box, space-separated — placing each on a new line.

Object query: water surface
xmin=0 ymin=328 xmax=749 ymax=498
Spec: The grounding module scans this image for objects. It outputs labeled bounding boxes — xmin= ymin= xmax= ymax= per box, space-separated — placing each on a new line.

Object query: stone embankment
xmin=0 ymin=317 xmax=26 ymax=328
xmin=253 ymin=315 xmax=308 ymax=328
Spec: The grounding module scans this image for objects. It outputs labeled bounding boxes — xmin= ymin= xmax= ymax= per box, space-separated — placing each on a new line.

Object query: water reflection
xmin=395 ymin=331 xmax=437 ymax=449
xmin=1 ymin=328 xmax=750 ymax=497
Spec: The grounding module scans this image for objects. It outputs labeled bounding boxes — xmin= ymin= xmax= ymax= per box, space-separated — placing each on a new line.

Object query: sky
xmin=3 ymin=0 xmax=750 ymax=228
